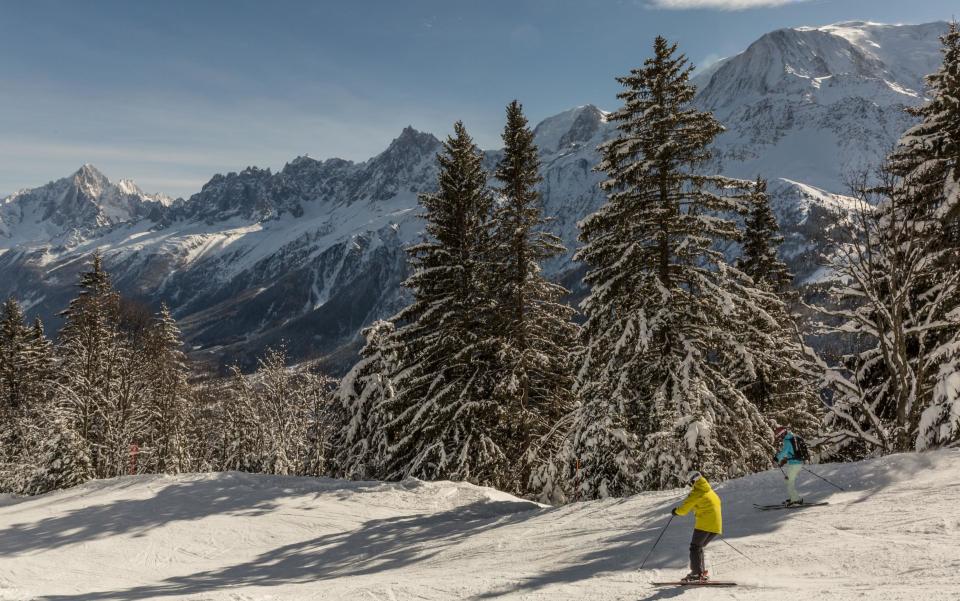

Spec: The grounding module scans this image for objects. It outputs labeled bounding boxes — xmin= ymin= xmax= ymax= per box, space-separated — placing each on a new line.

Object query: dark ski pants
xmin=689 ymin=529 xmax=717 ymax=575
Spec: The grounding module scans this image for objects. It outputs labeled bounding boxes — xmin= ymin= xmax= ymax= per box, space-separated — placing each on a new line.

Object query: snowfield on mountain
xmin=1 ymin=450 xmax=957 ymax=600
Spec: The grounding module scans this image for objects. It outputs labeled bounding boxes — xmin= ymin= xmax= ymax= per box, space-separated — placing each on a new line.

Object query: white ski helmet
xmin=686 ymin=470 xmax=702 ymax=485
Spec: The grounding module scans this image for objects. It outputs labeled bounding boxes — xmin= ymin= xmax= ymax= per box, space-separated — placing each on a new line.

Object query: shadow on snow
xmin=7 ymin=455 xmax=924 ymax=601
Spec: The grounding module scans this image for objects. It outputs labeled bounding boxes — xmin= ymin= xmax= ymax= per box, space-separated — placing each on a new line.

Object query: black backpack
xmin=791 ymin=433 xmax=811 ymax=462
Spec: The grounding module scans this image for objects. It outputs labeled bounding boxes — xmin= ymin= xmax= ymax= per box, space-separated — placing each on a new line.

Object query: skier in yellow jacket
xmin=671 ymin=471 xmax=722 ymax=583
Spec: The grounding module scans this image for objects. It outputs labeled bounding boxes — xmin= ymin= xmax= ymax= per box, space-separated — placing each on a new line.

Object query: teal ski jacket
xmin=776 ymin=432 xmax=804 ymax=465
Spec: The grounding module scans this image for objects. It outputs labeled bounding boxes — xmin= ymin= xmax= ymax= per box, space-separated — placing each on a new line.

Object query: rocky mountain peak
xmin=358 ymin=127 xmax=442 ymax=202
xmin=62 ymin=164 xmax=130 ymax=207
xmin=0 ymin=166 xmax=167 ymax=244
xmin=533 ymin=104 xmax=608 ymax=154
xmin=72 ymin=163 xmax=110 ymax=194
xmin=391 ymin=126 xmax=440 ymax=151
xmin=559 ymin=105 xmax=607 ymax=150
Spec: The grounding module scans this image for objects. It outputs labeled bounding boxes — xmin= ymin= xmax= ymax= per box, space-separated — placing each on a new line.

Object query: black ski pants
xmin=689 ymin=528 xmax=717 ymax=575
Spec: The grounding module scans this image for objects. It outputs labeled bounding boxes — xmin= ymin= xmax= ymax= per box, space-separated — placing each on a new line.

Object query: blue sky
xmin=1 ymin=0 xmax=956 ymax=198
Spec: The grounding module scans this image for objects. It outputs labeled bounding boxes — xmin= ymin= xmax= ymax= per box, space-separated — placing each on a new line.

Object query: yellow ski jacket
xmin=675 ymin=476 xmax=722 ymax=534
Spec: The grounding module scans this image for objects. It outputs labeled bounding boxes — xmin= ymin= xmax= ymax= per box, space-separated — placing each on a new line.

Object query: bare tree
xmin=811 ymin=167 xmax=960 ymax=455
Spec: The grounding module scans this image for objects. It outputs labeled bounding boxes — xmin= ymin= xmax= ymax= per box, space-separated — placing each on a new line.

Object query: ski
xmin=753 ymin=502 xmax=828 ymax=510
xmin=652 ymin=581 xmax=737 ymax=587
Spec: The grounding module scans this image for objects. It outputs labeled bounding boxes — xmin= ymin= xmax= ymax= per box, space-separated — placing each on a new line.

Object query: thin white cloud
xmin=648 ymin=0 xmax=809 ymax=10
xmin=697 ymin=53 xmax=724 ymax=72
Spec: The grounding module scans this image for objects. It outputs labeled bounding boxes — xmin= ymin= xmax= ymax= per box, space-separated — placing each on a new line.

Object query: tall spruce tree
xmin=29 ymin=317 xmax=54 ymax=388
xmin=569 ymin=37 xmax=774 ymax=498
xmin=734 ymin=178 xmax=820 ymax=434
xmin=57 ymin=252 xmax=127 ymax=478
xmin=888 ymin=21 xmax=960 ymax=237
xmin=0 ymin=298 xmax=34 ymax=411
xmin=0 ymin=298 xmax=31 ymax=492
xmin=142 ymin=304 xmax=190 ymax=474
xmin=0 ymin=304 xmax=55 ymax=494
xmin=491 ymin=100 xmax=580 ymax=497
xmin=385 ymin=122 xmax=508 ymax=488
xmin=739 ymin=178 xmax=792 ymax=292
xmin=881 ymin=22 xmax=960 ymax=449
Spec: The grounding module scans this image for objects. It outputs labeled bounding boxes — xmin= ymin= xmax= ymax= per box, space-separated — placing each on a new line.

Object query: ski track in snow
xmin=0 ymin=451 xmax=958 ymax=600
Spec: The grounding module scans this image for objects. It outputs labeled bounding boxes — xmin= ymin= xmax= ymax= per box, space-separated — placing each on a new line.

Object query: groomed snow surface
xmin=1 ymin=450 xmax=958 ymax=600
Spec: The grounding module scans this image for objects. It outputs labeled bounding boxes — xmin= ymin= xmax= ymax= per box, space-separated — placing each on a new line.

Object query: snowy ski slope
xmin=0 ymin=450 xmax=958 ymax=600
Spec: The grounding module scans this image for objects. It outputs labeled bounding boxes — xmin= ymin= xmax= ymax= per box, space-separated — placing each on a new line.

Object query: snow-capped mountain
xmin=0 ymin=164 xmax=171 ymax=247
xmin=695 ymin=21 xmax=946 ymax=191
xmin=690 ymin=20 xmax=949 ymax=284
xmin=0 ymin=21 xmax=948 ymax=372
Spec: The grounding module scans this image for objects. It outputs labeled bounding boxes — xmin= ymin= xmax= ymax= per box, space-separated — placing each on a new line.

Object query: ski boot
xmin=783 ymin=498 xmax=803 ymax=507
xmin=681 ymin=570 xmax=709 ymax=583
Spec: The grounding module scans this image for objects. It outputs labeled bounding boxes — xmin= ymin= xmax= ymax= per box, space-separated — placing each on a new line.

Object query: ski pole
xmin=639 ymin=515 xmax=674 ymax=570
xmin=803 ymin=467 xmax=845 ymax=492
xmin=719 ymin=536 xmax=760 ymax=566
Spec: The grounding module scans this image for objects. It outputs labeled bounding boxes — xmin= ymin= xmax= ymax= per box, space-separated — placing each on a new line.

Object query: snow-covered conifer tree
xmin=569 ymin=37 xmax=773 ymax=498
xmin=879 ymin=22 xmax=960 ymax=449
xmin=733 ymin=178 xmax=821 ymax=435
xmin=26 ymin=415 xmax=93 ymax=495
xmin=386 ymin=122 xmax=509 ymax=488
xmin=0 ymin=298 xmax=31 ymax=491
xmin=491 ymin=100 xmax=580 ymax=497
xmin=57 ymin=252 xmax=131 ymax=478
xmin=0 ymin=305 xmax=55 ymax=493
xmin=141 ymin=304 xmax=190 ymax=474
xmin=738 ymin=178 xmax=792 ymax=292
xmin=28 ymin=317 xmax=54 ymax=389
xmin=0 ymin=298 xmax=36 ymax=411
xmin=888 ymin=21 xmax=960 ymax=237
xmin=332 ymin=320 xmax=396 ymax=480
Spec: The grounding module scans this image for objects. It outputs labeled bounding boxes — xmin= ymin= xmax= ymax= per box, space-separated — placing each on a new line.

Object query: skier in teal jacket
xmin=774 ymin=426 xmax=803 ymax=506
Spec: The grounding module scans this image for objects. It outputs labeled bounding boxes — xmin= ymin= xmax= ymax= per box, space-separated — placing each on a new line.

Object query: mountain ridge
xmin=0 ymin=20 xmax=947 ymax=372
